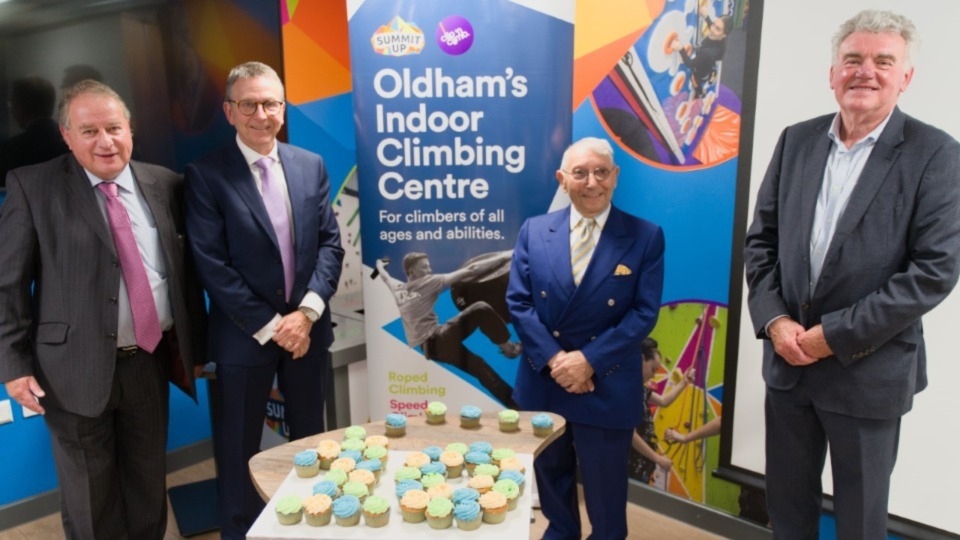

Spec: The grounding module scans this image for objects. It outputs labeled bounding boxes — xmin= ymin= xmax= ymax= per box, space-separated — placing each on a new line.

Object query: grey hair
xmin=58 ymin=79 xmax=131 ymax=128
xmin=225 ymin=61 xmax=284 ymax=101
xmin=560 ymin=137 xmax=616 ymax=171
xmin=832 ymin=10 xmax=918 ymax=66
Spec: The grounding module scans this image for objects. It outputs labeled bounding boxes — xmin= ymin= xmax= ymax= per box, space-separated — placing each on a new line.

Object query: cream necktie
xmin=571 ymin=217 xmax=597 ymax=285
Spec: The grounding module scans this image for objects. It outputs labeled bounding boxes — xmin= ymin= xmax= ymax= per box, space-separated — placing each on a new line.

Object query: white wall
xmin=733 ymin=1 xmax=960 ymax=534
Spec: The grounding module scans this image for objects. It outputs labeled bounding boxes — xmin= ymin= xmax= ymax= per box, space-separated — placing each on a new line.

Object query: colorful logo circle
xmin=436 ymin=15 xmax=474 ymax=55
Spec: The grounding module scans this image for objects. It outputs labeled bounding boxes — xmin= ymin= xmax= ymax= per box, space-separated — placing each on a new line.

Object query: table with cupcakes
xmin=246 ymin=403 xmax=564 ymax=539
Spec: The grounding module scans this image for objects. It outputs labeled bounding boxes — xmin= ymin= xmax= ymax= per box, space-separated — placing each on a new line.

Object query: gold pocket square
xmin=614 ymin=264 xmax=632 ymax=276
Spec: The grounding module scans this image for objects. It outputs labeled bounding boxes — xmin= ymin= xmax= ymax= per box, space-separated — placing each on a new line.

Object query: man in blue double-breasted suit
xmin=184 ymin=62 xmax=344 ymax=539
xmin=507 ymin=137 xmax=665 ymax=539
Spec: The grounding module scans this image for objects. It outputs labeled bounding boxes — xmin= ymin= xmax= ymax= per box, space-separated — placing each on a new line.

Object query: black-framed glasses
xmin=561 ymin=167 xmax=616 ymax=182
xmin=226 ymin=99 xmax=285 ymax=116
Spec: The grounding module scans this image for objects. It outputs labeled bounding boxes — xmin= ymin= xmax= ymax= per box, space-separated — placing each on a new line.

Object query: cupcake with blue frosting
xmin=454 ymin=500 xmax=483 ymax=531
xmin=531 ymin=413 xmax=554 ymax=437
xmin=332 ymin=494 xmax=361 ymax=526
xmin=385 ymin=413 xmax=407 ymax=437
xmin=294 ymin=449 xmax=320 ymax=478
xmin=460 ymin=404 xmax=483 ymax=428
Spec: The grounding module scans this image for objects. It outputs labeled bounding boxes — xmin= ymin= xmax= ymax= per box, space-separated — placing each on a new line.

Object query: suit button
xmin=107 ymin=333 xmax=117 ymax=341
xmin=590 ymin=336 xmax=597 ymax=341
xmin=540 ymin=291 xmax=547 ymax=298
xmin=276 ymin=289 xmax=284 ymax=296
xmin=552 ymin=330 xmax=560 ymax=337
xmin=607 ymin=299 xmax=615 ymax=306
xmin=801 ymin=303 xmax=810 ymax=311
xmin=110 ymin=297 xmax=118 ymax=304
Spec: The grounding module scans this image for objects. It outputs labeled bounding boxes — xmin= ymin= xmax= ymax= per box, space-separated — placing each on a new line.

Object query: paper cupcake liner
xmin=295 ymin=463 xmax=320 ymax=478
xmin=426 ymin=413 xmax=446 ymax=425
xmin=334 ymin=512 xmax=361 ymax=527
xmin=426 ymin=513 xmax=454 ymax=529
xmin=533 ymin=426 xmax=554 ymax=437
xmin=456 ymin=516 xmax=483 ymax=531
xmin=363 ymin=510 xmax=390 ymax=528
xmin=401 ymin=508 xmax=426 ymax=523
xmin=498 ymin=420 xmax=519 ymax=432
xmin=482 ymin=507 xmax=508 ymax=524
xmin=446 ymin=464 xmax=464 ymax=478
xmin=305 ymin=510 xmax=331 ymax=527
xmin=460 ymin=417 xmax=481 ymax=429
xmin=276 ymin=509 xmax=303 ymax=526
xmin=385 ymin=426 xmax=406 ymax=438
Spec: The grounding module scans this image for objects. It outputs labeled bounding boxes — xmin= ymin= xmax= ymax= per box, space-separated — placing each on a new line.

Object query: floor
xmin=0 ymin=459 xmax=722 ymax=539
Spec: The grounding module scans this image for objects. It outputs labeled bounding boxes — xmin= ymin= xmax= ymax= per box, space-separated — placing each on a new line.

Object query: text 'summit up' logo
xmin=371 ymin=16 xmax=425 ymax=56
xmin=436 ymin=15 xmax=474 ymax=55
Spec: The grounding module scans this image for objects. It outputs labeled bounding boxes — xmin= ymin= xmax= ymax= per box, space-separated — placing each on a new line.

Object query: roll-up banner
xmin=348 ymin=0 xmax=573 ymax=417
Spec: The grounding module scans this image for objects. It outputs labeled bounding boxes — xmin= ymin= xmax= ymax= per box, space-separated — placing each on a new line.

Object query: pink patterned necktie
xmin=97 ymin=181 xmax=163 ymax=352
xmin=255 ymin=157 xmax=294 ymax=301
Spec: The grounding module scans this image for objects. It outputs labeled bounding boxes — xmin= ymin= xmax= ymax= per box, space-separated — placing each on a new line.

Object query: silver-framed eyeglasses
xmin=227 ymin=99 xmax=285 ymax=116
xmin=562 ymin=167 xmax=615 ymax=182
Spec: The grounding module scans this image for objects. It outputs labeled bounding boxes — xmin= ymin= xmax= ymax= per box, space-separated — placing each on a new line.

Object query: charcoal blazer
xmin=0 ymin=154 xmax=207 ymax=417
xmin=507 ymin=204 xmax=665 ymax=429
xmin=745 ymin=107 xmax=960 ymax=419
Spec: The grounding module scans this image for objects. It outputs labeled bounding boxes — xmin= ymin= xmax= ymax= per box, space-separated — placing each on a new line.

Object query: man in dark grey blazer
xmin=0 ymin=80 xmax=207 ymax=539
xmin=745 ymin=10 xmax=960 ymax=539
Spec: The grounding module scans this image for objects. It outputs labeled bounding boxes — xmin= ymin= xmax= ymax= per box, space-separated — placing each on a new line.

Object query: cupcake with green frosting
xmin=491 ymin=447 xmax=516 ymax=466
xmin=445 ymin=442 xmax=469 ymax=456
xmin=394 ymin=466 xmax=422 ymax=483
xmin=493 ymin=478 xmax=521 ymax=510
xmin=426 ymin=401 xmax=447 ymax=424
xmin=499 ymin=469 xmax=526 ymax=496
xmin=425 ymin=496 xmax=454 ymax=529
xmin=324 ymin=467 xmax=348 ymax=487
xmin=274 ymin=494 xmax=303 ymax=525
xmin=332 ymin=494 xmax=361 ymax=526
xmin=340 ymin=437 xmax=366 ymax=454
xmin=342 ymin=480 xmax=369 ymax=502
xmin=361 ymin=495 xmax=391 ymax=528
xmin=343 ymin=425 xmax=367 ymax=440
xmin=420 ymin=472 xmax=446 ymax=490
xmin=498 ymin=409 xmax=520 ymax=432
xmin=363 ymin=444 xmax=388 ymax=467
xmin=474 ymin=463 xmax=500 ymax=480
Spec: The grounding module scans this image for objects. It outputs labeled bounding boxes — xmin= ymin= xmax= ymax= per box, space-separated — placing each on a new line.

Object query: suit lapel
xmin=820 ymin=109 xmax=905 ymax=274
xmin=545 ymin=207 xmax=575 ymax=293
xmin=278 ymin=143 xmax=305 ymax=266
xmin=222 ymin=144 xmax=280 ymax=253
xmin=131 ymin=162 xmax=176 ymax=265
xmin=573 ymin=207 xmax=633 ymax=299
xmin=800 ymin=118 xmax=834 ymax=261
xmin=63 ymin=156 xmax=115 ymax=252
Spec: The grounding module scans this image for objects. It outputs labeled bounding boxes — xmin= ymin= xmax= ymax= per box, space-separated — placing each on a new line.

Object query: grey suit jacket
xmin=0 ymin=154 xmax=207 ymax=417
xmin=744 ymin=108 xmax=960 ymax=419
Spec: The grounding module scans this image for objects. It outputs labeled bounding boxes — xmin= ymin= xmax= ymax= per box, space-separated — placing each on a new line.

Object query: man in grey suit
xmin=0 ymin=80 xmax=207 ymax=539
xmin=745 ymin=10 xmax=960 ymax=539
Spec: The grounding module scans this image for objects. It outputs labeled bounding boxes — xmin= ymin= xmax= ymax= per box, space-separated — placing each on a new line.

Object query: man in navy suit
xmin=507 ymin=137 xmax=665 ymax=539
xmin=745 ymin=10 xmax=960 ymax=538
xmin=184 ymin=62 xmax=344 ymax=539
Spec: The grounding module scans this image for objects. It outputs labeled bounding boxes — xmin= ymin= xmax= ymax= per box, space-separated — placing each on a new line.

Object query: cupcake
xmin=365 ymin=434 xmax=390 ymax=449
xmin=312 ymin=479 xmax=340 ymax=499
xmin=395 ymin=479 xmax=423 ymax=499
xmin=425 ymin=496 xmax=454 ymax=529
xmin=422 ymin=445 xmax=443 ymax=462
xmin=452 ymin=487 xmax=480 ymax=505
xmin=420 ymin=461 xmax=447 ymax=478
xmin=399 ymin=489 xmax=430 ymax=523
xmin=404 ymin=451 xmax=431 ymax=468
xmin=275 ymin=494 xmax=303 ymax=525
xmin=363 ymin=444 xmax=388 ymax=467
xmin=467 ymin=473 xmax=495 ymax=494
xmin=420 ymin=472 xmax=446 ymax=490
xmin=341 ymin=480 xmax=369 ymax=502
xmin=348 ymin=469 xmax=376 ymax=494
xmin=460 ymin=405 xmax=482 ymax=429
xmin=385 ymin=413 xmax=407 ymax=437
xmin=498 ymin=457 xmax=525 ymax=474
xmin=479 ymin=490 xmax=509 ymax=524
xmin=464 ymin=450 xmax=491 ymax=476
xmin=498 ymin=409 xmax=520 ymax=432
xmin=469 ymin=441 xmax=492 ymax=455
xmin=338 ymin=449 xmax=362 ymax=463
xmin=332 ymin=494 xmax=361 ymax=526
xmin=303 ymin=493 xmax=332 ymax=526
xmin=439 ymin=450 xmax=465 ymax=478
xmin=394 ymin=466 xmax=422 ymax=483
xmin=493 ymin=478 xmax=521 ymax=510
xmin=498 ymin=469 xmax=526 ymax=496
xmin=343 ymin=425 xmax=367 ymax=440
xmin=330 ymin=457 xmax=356 ymax=473
xmin=315 ymin=439 xmax=341 ymax=469
xmin=361 ymin=495 xmax=391 ymax=528
xmin=425 ymin=401 xmax=447 ymax=424
xmin=531 ymin=413 xmax=554 ymax=437
xmin=474 ymin=463 xmax=500 ymax=480
xmin=294 ymin=450 xmax=320 ymax=478
xmin=340 ymin=438 xmax=366 ymax=454
xmin=427 ymin=482 xmax=454 ymax=501
xmin=356 ymin=459 xmax=382 ymax=483
xmin=445 ymin=442 xmax=469 ymax=456
xmin=324 ymin=468 xmax=348 ymax=487
xmin=454 ymin=500 xmax=483 ymax=531
xmin=491 ymin=447 xmax=516 ymax=466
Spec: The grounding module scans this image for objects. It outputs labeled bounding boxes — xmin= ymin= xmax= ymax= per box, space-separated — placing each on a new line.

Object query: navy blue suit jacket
xmin=507 ymin=205 xmax=664 ymax=430
xmin=184 ymin=141 xmax=343 ymax=366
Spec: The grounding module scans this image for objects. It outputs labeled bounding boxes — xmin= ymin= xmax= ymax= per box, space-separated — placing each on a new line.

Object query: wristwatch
xmin=298 ymin=306 xmax=319 ymax=323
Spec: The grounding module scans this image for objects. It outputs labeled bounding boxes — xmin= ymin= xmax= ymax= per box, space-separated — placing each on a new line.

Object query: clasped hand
xmin=272 ymin=310 xmax=313 ymax=359
xmin=549 ymin=350 xmax=595 ymax=394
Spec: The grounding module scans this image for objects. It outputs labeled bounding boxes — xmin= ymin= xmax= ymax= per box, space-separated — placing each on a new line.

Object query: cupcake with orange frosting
xmin=439 ymin=450 xmax=465 ymax=478
xmin=315 ymin=439 xmax=341 ymax=469
xmin=303 ymin=493 xmax=332 ymax=526
xmin=404 ymin=451 xmax=431 ymax=469
xmin=479 ymin=490 xmax=509 ymax=524
xmin=467 ymin=473 xmax=495 ymax=494
xmin=399 ymin=489 xmax=430 ymax=523
xmin=330 ymin=456 xmax=356 ymax=474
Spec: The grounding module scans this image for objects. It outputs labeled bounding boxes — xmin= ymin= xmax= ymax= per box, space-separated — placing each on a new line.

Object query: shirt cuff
xmin=254 ymin=314 xmax=283 ymax=345
xmin=764 ymin=315 xmax=788 ymax=336
xmin=299 ymin=291 xmax=326 ymax=319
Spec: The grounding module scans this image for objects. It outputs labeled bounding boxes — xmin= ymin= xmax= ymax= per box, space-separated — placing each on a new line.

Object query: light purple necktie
xmin=255 ymin=157 xmax=295 ymax=301
xmin=97 ymin=181 xmax=163 ymax=352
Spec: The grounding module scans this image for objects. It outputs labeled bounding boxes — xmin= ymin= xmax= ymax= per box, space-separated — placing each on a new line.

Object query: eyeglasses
xmin=226 ymin=99 xmax=285 ymax=116
xmin=561 ymin=167 xmax=615 ymax=182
